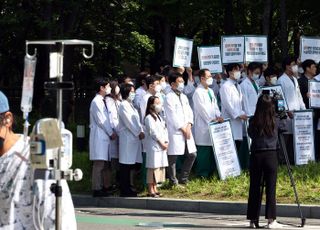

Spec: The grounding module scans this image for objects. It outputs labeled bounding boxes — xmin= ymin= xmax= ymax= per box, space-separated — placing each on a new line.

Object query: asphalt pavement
xmin=76 ymin=207 xmax=320 ymax=230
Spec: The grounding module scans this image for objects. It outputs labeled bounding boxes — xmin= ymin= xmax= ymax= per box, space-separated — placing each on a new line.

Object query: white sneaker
xmin=266 ymin=220 xmax=284 ymax=229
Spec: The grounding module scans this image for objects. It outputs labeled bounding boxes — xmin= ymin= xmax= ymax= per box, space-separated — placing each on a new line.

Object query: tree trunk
xmin=280 ymin=0 xmax=288 ymax=58
xmin=262 ymin=0 xmax=273 ymax=63
xmin=163 ymin=20 xmax=171 ymax=63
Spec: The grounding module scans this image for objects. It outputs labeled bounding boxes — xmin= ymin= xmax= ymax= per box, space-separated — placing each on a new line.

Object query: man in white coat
xmin=164 ymin=72 xmax=197 ymax=185
xmin=89 ymin=78 xmax=117 ymax=197
xmin=277 ymin=56 xmax=306 ymax=164
xmin=193 ymin=69 xmax=223 ymax=177
xmin=240 ymin=62 xmax=262 ymax=116
xmin=220 ymin=63 xmax=248 ymax=166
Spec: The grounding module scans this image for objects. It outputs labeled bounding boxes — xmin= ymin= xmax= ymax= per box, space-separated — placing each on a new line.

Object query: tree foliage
xmin=1 ymin=0 xmax=320 ymax=114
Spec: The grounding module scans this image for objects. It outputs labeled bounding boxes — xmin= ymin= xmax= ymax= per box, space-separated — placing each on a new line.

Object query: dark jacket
xmin=298 ymin=75 xmax=309 ymax=109
xmin=248 ymin=117 xmax=288 ymax=153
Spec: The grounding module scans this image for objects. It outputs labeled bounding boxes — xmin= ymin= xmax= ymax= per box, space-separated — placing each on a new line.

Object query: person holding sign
xmin=240 ymin=62 xmax=262 ymax=116
xmin=192 ymin=69 xmax=224 ymax=177
xmin=277 ymin=57 xmax=306 ymax=164
xmin=298 ymin=59 xmax=317 ymax=108
xmin=164 ymin=72 xmax=197 ymax=186
xmin=219 ymin=63 xmax=248 ymax=153
xmin=247 ymin=94 xmax=287 ymax=229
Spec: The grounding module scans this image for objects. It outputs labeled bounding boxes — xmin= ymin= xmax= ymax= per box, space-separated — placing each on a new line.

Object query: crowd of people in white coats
xmin=89 ymin=56 xmax=320 ymax=201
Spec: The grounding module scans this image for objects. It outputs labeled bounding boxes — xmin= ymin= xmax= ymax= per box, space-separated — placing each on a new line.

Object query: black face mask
xmin=0 ymin=136 xmax=4 ymax=150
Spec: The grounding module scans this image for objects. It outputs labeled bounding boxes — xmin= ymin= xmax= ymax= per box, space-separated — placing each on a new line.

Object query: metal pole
xmin=55 ymin=42 xmax=64 ymax=230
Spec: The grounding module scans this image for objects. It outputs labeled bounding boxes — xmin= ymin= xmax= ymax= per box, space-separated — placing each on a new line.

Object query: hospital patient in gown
xmin=0 ymin=91 xmax=76 ymax=230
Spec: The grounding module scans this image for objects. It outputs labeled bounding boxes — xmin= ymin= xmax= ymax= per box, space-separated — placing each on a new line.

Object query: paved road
xmin=76 ymin=207 xmax=320 ymax=230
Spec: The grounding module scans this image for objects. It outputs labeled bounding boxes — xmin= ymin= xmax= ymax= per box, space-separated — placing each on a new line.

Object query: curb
xmin=72 ymin=195 xmax=320 ymax=219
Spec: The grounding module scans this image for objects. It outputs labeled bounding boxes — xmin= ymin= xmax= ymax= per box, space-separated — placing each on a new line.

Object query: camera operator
xmin=246 ymin=94 xmax=287 ymax=229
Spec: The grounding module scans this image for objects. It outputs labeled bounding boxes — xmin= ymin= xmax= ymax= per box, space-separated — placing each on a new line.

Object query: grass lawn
xmin=69 ymin=152 xmax=320 ymax=205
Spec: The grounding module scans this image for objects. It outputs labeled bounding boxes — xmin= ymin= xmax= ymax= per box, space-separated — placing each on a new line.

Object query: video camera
xmin=262 ymin=89 xmax=287 ymax=119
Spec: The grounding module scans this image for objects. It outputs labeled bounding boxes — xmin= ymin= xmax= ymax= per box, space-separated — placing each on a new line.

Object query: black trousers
xmin=247 ymin=151 xmax=278 ymax=220
xmin=119 ymin=163 xmax=137 ymax=195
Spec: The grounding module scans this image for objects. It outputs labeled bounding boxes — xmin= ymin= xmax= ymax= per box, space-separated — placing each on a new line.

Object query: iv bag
xmin=21 ymin=55 xmax=37 ymax=115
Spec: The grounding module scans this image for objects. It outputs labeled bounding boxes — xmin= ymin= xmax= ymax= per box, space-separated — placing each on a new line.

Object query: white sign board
xmin=221 ymin=36 xmax=244 ymax=64
xmin=308 ymin=80 xmax=320 ymax=108
xmin=197 ymin=46 xmax=223 ymax=73
xmin=209 ymin=120 xmax=241 ymax=180
xmin=245 ymin=36 xmax=268 ymax=63
xmin=293 ymin=110 xmax=315 ymax=165
xmin=259 ymin=85 xmax=289 ymax=110
xmin=300 ymin=36 xmax=320 ymax=63
xmin=173 ymin=37 xmax=193 ymax=67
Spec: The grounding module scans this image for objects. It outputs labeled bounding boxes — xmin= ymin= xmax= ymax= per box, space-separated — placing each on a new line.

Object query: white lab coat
xmin=133 ymin=86 xmax=147 ymax=111
xmin=118 ymin=100 xmax=143 ymax=164
xmin=277 ymin=73 xmax=306 ymax=111
xmin=144 ymin=114 xmax=169 ymax=168
xmin=89 ymin=94 xmax=113 ymax=161
xmin=240 ymin=77 xmax=259 ymax=116
xmin=192 ymin=84 xmax=221 ymax=146
xmin=219 ymin=79 xmax=246 ymax=140
xmin=105 ymin=96 xmax=121 ymax=159
xmin=140 ymin=92 xmax=153 ymax=123
xmin=164 ymin=89 xmax=197 ymax=155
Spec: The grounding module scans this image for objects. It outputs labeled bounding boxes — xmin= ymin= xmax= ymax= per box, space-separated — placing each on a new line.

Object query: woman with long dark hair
xmin=144 ymin=96 xmax=168 ymax=197
xmin=247 ymin=94 xmax=287 ymax=229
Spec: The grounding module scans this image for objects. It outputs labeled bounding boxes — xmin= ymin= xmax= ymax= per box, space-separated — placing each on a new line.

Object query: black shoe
xmin=92 ymin=189 xmax=111 ymax=197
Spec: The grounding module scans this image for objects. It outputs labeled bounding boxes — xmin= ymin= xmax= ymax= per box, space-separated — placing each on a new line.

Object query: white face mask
xmin=155 ymin=84 xmax=162 ymax=93
xmin=105 ymin=86 xmax=111 ymax=95
xmin=241 ymin=71 xmax=246 ymax=78
xmin=298 ymin=67 xmax=304 ymax=74
xmin=115 ymin=86 xmax=120 ymax=95
xmin=177 ymin=82 xmax=184 ymax=92
xmin=128 ymin=92 xmax=135 ymax=102
xmin=160 ymin=82 xmax=167 ymax=90
xmin=252 ymin=74 xmax=260 ymax=81
xmin=270 ymin=77 xmax=277 ymax=85
xmin=206 ymin=78 xmax=213 ymax=86
xmin=233 ymin=71 xmax=241 ymax=80
xmin=291 ymin=65 xmax=298 ymax=73
xmin=154 ymin=104 xmax=162 ymax=113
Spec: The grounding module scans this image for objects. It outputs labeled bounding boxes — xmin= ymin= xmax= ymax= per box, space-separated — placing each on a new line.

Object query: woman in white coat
xmin=164 ymin=72 xmax=197 ymax=186
xmin=118 ymin=83 xmax=145 ymax=197
xmin=192 ymin=69 xmax=223 ymax=178
xmin=89 ymin=78 xmax=117 ymax=197
xmin=104 ymin=81 xmax=122 ymax=188
xmin=220 ymin=63 xmax=248 ymax=153
xmin=144 ymin=96 xmax=168 ymax=197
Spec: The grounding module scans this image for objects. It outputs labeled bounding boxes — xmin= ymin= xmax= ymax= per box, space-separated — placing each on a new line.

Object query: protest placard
xmin=221 ymin=36 xmax=245 ymax=64
xmin=197 ymin=46 xmax=223 ymax=73
xmin=209 ymin=120 xmax=241 ymax=180
xmin=173 ymin=37 xmax=193 ymax=67
xmin=293 ymin=110 xmax=315 ymax=165
xmin=300 ymin=36 xmax=320 ymax=63
xmin=308 ymin=80 xmax=320 ymax=108
xmin=244 ymin=36 xmax=268 ymax=63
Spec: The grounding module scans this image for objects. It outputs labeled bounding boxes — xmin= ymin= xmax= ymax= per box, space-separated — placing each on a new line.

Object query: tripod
xmin=278 ymin=132 xmax=306 ymax=227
